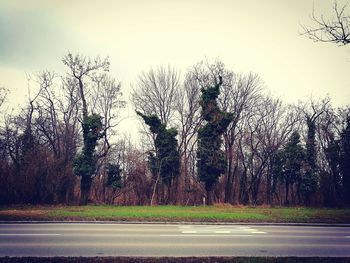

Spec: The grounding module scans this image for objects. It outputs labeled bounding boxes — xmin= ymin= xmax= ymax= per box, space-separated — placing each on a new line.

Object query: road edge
xmin=1 ymin=220 xmax=349 ymax=227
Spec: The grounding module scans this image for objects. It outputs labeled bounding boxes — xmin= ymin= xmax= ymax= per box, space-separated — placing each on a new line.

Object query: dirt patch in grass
xmin=0 ymin=210 xmax=48 ymax=221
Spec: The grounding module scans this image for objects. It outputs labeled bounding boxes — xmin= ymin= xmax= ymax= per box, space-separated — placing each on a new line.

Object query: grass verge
xmin=1 ymin=257 xmax=350 ymax=263
xmin=0 ymin=205 xmax=349 ymax=223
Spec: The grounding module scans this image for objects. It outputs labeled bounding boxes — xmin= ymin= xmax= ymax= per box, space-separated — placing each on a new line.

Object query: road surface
xmin=0 ymin=223 xmax=349 ymax=257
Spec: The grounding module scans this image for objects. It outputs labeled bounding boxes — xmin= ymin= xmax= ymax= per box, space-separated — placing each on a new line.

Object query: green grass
xmin=49 ymin=205 xmax=269 ymax=221
xmin=1 ymin=205 xmax=350 ymax=223
xmin=1 ymin=257 xmax=350 ymax=263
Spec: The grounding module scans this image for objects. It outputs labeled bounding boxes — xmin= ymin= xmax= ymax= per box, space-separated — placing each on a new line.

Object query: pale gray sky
xmin=0 ymin=0 xmax=349 ymax=121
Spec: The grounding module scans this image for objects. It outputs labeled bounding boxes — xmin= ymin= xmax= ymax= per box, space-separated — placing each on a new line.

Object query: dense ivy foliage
xmin=73 ymin=114 xmax=104 ymax=204
xmin=197 ymin=76 xmax=234 ymax=204
xmin=136 ymin=111 xmax=180 ymax=187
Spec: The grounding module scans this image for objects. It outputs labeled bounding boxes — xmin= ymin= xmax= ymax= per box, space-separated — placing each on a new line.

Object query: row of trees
xmin=132 ymin=60 xmax=350 ymax=206
xmin=0 ymin=55 xmax=349 ymax=207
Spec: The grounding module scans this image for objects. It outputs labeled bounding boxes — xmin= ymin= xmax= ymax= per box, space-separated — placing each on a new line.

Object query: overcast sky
xmin=0 ymin=0 xmax=349 ymax=133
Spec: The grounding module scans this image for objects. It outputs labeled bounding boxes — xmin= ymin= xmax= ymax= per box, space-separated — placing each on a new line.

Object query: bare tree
xmin=35 ymin=72 xmax=61 ymax=157
xmin=220 ymin=73 xmax=262 ymax=204
xmin=260 ymin=99 xmax=301 ymax=205
xmin=132 ymin=66 xmax=180 ymax=126
xmin=62 ymin=53 xmax=110 ymax=119
xmin=301 ymin=1 xmax=350 ymax=45
xmin=233 ymin=95 xmax=300 ymax=206
xmin=33 ymin=71 xmax=80 ymax=203
xmin=316 ymin=103 xmax=345 ymax=206
xmin=90 ymin=73 xmax=125 ymax=159
xmin=175 ymin=68 xmax=203 ymax=204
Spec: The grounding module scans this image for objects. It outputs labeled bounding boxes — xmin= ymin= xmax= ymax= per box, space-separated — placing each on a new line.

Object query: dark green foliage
xmin=82 ymin=114 xmax=105 ymax=152
xmin=323 ymin=136 xmax=342 ymax=206
xmin=273 ymin=131 xmax=304 ymax=206
xmin=106 ymin=163 xmax=123 ymax=189
xmin=155 ymin=127 xmax=179 ymax=186
xmin=136 ymin=111 xmax=180 ymax=187
xmin=340 ymin=117 xmax=350 ymax=205
xmin=138 ymin=114 xmax=163 ymax=134
xmin=73 ymin=153 xmax=94 ymax=184
xmin=197 ymin=76 xmax=234 ymax=204
xmin=283 ymin=132 xmax=304 ymax=202
xmin=300 ymin=117 xmax=319 ymax=205
xmin=271 ymin=152 xmax=283 ymax=195
xmin=73 ymin=114 xmax=104 ymax=205
xmin=324 ymin=138 xmax=341 ymax=182
xmin=300 ymin=171 xmax=318 ymax=205
xmin=305 ymin=117 xmax=317 ymax=167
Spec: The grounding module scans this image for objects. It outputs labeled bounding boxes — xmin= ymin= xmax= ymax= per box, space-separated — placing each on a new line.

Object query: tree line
xmin=0 ymin=56 xmax=349 ymax=207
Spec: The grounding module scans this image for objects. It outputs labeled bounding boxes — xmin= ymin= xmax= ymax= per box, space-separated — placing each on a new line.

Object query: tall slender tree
xmin=63 ymin=53 xmax=109 ymax=205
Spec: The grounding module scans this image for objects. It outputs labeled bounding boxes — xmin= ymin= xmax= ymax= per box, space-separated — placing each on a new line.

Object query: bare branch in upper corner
xmin=301 ymin=1 xmax=350 ymax=45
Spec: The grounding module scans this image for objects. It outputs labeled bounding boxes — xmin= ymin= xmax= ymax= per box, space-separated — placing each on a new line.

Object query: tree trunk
xmin=224 ymin=145 xmax=234 ymax=203
xmin=79 ymin=176 xmax=92 ymax=205
xmin=150 ymin=172 xmax=160 ymax=206
xmin=239 ymin=169 xmax=249 ymax=205
xmin=206 ymin=188 xmax=214 ymax=205
xmin=285 ymin=180 xmax=290 ymax=206
xmin=266 ymin=163 xmax=272 ymax=205
xmin=80 ymin=187 xmax=89 ymax=205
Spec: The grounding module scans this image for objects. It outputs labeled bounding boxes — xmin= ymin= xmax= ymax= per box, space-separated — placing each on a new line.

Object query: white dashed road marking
xmin=179 ymin=226 xmax=267 ymax=236
xmin=0 ymin=234 xmax=61 ymax=236
xmin=161 ymin=234 xmax=253 ymax=237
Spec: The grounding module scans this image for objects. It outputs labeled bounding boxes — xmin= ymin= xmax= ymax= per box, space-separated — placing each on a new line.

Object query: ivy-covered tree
xmin=136 ymin=111 xmax=180 ymax=204
xmin=340 ymin=117 xmax=350 ymax=205
xmin=73 ymin=114 xmax=104 ymax=205
xmin=300 ymin=116 xmax=319 ymax=205
xmin=63 ymin=53 xmax=120 ymax=205
xmin=197 ymin=76 xmax=234 ymax=205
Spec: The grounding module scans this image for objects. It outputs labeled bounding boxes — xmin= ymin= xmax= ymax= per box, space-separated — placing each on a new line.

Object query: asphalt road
xmin=0 ymin=223 xmax=350 ymax=257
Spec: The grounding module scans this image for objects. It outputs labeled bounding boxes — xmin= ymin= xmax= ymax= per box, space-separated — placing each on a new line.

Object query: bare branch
xmin=301 ymin=1 xmax=350 ymax=45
